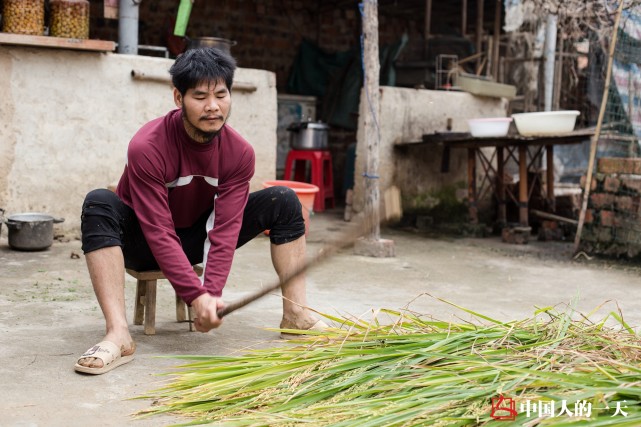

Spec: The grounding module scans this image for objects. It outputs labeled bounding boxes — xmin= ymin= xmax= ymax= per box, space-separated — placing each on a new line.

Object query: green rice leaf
xmin=137 ymin=299 xmax=641 ymax=427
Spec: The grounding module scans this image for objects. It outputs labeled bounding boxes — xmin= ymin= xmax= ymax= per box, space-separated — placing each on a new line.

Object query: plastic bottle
xmin=49 ymin=0 xmax=90 ymax=39
xmin=2 ymin=0 xmax=45 ymax=35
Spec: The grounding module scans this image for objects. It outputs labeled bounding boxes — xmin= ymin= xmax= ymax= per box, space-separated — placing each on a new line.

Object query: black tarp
xmin=286 ymin=35 xmax=407 ymax=130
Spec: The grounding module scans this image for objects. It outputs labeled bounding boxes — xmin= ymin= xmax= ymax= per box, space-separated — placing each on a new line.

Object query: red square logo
xmin=491 ymin=395 xmax=517 ymax=421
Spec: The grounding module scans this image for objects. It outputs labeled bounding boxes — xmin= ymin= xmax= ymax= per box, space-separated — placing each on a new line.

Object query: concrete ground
xmin=2 ymin=210 xmax=641 ymax=427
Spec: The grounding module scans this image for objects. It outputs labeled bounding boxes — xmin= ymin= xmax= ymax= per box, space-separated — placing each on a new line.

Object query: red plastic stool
xmin=283 ymin=149 xmax=335 ymax=212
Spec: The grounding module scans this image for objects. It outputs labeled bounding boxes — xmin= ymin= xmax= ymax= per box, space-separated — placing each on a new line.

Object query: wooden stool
xmin=126 ymin=265 xmax=203 ymax=335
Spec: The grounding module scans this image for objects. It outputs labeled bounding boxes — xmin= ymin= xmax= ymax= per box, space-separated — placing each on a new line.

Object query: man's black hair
xmin=169 ymin=47 xmax=237 ymax=95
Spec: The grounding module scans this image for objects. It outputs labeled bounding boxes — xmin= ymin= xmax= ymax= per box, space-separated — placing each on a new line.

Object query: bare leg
xmin=271 ymin=236 xmax=318 ymax=329
xmin=77 ymin=246 xmax=135 ymax=368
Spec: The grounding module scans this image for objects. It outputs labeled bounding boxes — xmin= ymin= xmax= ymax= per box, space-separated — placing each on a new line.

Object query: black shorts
xmin=80 ymin=186 xmax=305 ymax=271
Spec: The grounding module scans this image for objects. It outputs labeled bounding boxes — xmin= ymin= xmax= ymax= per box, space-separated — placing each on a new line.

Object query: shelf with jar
xmin=0 ymin=0 xmax=115 ymax=52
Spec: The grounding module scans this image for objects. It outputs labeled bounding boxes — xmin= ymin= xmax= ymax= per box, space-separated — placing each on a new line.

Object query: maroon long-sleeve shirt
xmin=116 ymin=109 xmax=255 ymax=304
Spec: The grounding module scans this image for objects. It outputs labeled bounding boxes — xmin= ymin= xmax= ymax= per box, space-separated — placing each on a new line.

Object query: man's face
xmin=174 ymin=79 xmax=231 ymax=142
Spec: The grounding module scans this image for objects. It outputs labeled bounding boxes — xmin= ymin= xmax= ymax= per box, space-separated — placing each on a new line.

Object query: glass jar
xmin=2 ymin=0 xmax=45 ymax=35
xmin=49 ymin=0 xmax=90 ymax=39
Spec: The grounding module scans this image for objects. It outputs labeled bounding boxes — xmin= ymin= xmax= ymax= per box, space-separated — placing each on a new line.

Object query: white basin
xmin=511 ymin=110 xmax=580 ymax=136
xmin=467 ymin=117 xmax=512 ymax=138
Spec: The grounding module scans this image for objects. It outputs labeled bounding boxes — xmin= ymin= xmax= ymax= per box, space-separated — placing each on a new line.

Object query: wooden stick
xmin=573 ymin=0 xmax=625 ymax=253
xmin=130 ymin=69 xmax=257 ymax=92
xmin=531 ymin=209 xmax=578 ymax=226
xmin=217 ymin=218 xmax=377 ymax=318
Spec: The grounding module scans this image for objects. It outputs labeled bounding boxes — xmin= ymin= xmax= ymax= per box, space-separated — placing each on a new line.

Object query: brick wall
xmin=580 ymin=157 xmax=641 ymax=258
xmin=86 ymin=1 xmax=437 ymax=199
xmin=89 ymin=0 xmax=422 ymax=91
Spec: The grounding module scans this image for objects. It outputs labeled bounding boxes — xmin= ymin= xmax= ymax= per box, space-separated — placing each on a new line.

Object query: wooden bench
xmin=126 ymin=265 xmax=203 ymax=335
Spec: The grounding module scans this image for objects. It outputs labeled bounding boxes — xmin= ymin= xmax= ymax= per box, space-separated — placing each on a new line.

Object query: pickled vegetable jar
xmin=2 ymin=0 xmax=45 ymax=35
xmin=50 ymin=0 xmax=90 ymax=39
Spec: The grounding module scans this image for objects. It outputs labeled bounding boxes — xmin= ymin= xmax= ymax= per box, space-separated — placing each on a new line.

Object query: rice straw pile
xmin=139 ymin=299 xmax=641 ymax=426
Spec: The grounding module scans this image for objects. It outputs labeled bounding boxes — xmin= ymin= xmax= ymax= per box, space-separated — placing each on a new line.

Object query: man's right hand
xmin=191 ymin=293 xmax=225 ymax=332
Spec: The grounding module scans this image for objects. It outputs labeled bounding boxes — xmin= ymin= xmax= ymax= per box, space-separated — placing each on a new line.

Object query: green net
xmin=579 ymin=3 xmax=641 ymax=257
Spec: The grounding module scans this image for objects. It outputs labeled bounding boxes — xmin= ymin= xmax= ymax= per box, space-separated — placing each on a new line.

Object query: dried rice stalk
xmin=523 ymin=0 xmax=641 ymax=42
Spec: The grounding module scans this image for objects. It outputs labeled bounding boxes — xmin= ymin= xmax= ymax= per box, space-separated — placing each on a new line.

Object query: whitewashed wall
xmin=0 ymin=47 xmax=277 ymax=235
xmin=353 ymin=87 xmax=509 ymax=214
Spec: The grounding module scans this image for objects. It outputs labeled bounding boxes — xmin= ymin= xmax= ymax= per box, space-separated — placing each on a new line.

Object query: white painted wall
xmin=353 ymin=87 xmax=509 ymax=214
xmin=0 ymin=47 xmax=277 ymax=235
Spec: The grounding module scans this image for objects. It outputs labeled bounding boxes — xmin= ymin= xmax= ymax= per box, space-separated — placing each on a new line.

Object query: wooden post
xmin=425 ymin=0 xmax=433 ymax=58
xmin=492 ymin=0 xmax=501 ymax=80
xmin=518 ymin=145 xmax=528 ymax=226
xmin=353 ymin=0 xmax=395 ymax=258
xmin=546 ymin=145 xmax=555 ymax=211
xmin=476 ymin=0 xmax=484 ymax=72
xmin=553 ymin=32 xmax=565 ymax=110
xmin=467 ymin=148 xmax=478 ymax=224
xmin=496 ymin=147 xmax=506 ymax=225
xmin=461 ymin=0 xmax=468 ymax=36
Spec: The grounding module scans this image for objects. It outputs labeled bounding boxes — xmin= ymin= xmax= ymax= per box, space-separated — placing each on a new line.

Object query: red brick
xmin=598 ymin=157 xmax=641 ymax=174
xmin=590 ymin=193 xmax=615 ymax=209
xmin=580 ymin=175 xmax=597 ymax=191
xmin=614 ymin=216 xmax=638 ymax=229
xmin=603 ymin=176 xmax=621 ymax=193
xmin=621 ymin=176 xmax=641 ymax=194
xmin=615 ymin=195 xmax=637 ymax=212
xmin=541 ymin=220 xmax=558 ymax=230
xmin=626 ymin=230 xmax=641 ymax=245
xmin=600 ymin=210 xmax=615 ymax=227
xmin=580 ymin=227 xmax=597 ymax=242
xmin=597 ymin=226 xmax=613 ymax=242
xmin=584 ymin=209 xmax=594 ymax=224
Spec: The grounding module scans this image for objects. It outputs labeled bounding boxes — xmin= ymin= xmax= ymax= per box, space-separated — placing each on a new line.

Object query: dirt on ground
xmin=1 ymin=210 xmax=641 ymax=427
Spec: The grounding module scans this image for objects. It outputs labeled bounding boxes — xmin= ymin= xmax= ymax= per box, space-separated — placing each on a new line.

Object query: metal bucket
xmin=287 ymin=121 xmax=329 ymax=150
xmin=4 ymin=213 xmax=64 ymax=251
xmin=187 ymin=37 xmax=236 ymax=55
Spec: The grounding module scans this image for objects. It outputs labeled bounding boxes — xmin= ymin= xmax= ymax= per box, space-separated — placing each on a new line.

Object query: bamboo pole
xmin=573 ymin=0 xmax=625 ymax=253
xmin=217 ymin=219 xmax=377 ymax=318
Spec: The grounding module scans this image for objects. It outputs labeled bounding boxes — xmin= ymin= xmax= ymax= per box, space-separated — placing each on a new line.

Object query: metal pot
xmin=187 ymin=37 xmax=237 ymax=54
xmin=287 ymin=121 xmax=329 ymax=150
xmin=4 ymin=213 xmax=64 ymax=251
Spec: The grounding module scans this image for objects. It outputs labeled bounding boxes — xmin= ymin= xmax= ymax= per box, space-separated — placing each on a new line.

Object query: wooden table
xmin=401 ymin=129 xmax=594 ymax=226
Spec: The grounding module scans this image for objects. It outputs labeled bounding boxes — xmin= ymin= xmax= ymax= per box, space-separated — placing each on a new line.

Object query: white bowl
xmin=511 ymin=110 xmax=580 ymax=136
xmin=467 ymin=117 xmax=513 ymax=138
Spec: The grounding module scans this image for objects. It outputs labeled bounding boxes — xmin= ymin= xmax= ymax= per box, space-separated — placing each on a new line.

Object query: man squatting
xmin=74 ymin=47 xmax=327 ymax=374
